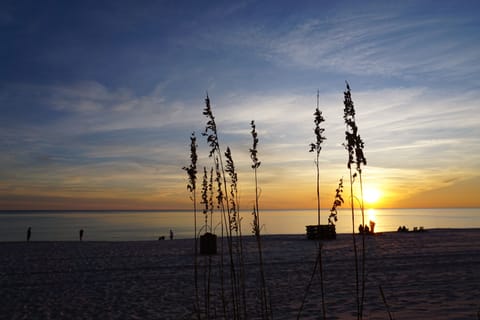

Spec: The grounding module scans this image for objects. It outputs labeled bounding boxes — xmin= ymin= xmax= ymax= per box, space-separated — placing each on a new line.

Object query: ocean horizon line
xmin=1 ymin=206 xmax=480 ymax=213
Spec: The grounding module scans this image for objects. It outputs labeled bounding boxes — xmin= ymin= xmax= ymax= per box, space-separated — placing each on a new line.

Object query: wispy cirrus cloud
xmin=1 ymin=82 xmax=201 ymax=134
xmin=203 ymin=9 xmax=480 ymax=85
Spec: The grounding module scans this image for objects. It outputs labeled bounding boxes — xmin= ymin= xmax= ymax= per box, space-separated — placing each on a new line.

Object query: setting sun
xmin=364 ymin=188 xmax=381 ymax=205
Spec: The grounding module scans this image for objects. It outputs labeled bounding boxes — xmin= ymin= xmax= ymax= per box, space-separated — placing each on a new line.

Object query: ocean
xmin=0 ymin=208 xmax=478 ymax=241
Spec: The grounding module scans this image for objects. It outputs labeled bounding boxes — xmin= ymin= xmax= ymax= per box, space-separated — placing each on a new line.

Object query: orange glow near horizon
xmin=2 ymin=175 xmax=480 ymax=210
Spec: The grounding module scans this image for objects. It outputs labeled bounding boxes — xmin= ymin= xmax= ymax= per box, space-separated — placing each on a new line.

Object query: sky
xmin=1 ymin=0 xmax=480 ymax=211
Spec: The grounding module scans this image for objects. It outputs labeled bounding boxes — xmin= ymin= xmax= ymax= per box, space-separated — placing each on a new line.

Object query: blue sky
xmin=1 ymin=0 xmax=480 ymax=210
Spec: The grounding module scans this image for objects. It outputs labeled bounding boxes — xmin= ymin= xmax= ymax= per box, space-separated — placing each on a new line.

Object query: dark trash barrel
xmin=200 ymin=232 xmax=217 ymax=255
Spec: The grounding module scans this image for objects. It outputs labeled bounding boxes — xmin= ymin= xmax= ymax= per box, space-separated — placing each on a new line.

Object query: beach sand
xmin=1 ymin=229 xmax=479 ymax=319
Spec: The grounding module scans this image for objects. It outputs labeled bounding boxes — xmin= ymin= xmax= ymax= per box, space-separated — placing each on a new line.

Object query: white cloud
xmin=212 ymin=12 xmax=480 ymax=82
xmin=0 ymin=81 xmax=202 ymax=137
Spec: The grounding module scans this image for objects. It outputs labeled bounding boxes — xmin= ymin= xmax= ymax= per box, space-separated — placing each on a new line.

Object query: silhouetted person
xmin=169 ymin=229 xmax=174 ymax=240
xmin=79 ymin=229 xmax=84 ymax=241
xmin=26 ymin=227 xmax=31 ymax=242
xmin=369 ymin=220 xmax=376 ymax=234
xmin=358 ymin=224 xmax=364 ymax=234
xmin=364 ymin=225 xmax=370 ymax=234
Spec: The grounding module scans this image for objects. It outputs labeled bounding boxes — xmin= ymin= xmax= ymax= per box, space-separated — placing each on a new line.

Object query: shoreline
xmin=1 ymin=227 xmax=479 ymax=243
xmin=1 ymin=229 xmax=479 ymax=319
xmin=1 ymin=208 xmax=479 ymax=242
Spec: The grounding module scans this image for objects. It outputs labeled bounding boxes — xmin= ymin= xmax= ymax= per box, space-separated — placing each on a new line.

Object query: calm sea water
xmin=0 ymin=208 xmax=478 ymax=241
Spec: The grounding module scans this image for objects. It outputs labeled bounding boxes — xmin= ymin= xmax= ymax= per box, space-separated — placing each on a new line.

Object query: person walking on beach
xmin=26 ymin=227 xmax=31 ymax=242
xmin=169 ymin=229 xmax=174 ymax=240
xmin=79 ymin=229 xmax=84 ymax=241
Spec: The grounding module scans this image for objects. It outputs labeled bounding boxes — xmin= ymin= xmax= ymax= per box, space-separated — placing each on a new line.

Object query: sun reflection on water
xmin=367 ymin=208 xmax=377 ymax=224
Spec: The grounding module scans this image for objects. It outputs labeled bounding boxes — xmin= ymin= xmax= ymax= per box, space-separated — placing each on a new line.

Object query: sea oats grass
xmin=343 ymin=82 xmax=367 ymax=320
xmin=250 ymin=120 xmax=272 ymax=320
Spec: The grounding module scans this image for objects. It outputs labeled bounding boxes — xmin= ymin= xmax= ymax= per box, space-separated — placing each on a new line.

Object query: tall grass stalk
xmin=310 ymin=90 xmax=327 ymax=319
xmin=297 ymin=241 xmax=320 ymax=320
xmin=348 ymin=171 xmax=360 ymax=319
xmin=343 ymin=82 xmax=367 ymax=320
xmin=250 ymin=120 xmax=272 ymax=320
xmin=203 ymin=94 xmax=229 ymax=317
xmin=182 ymin=132 xmax=200 ymax=318
xmin=359 ymin=171 xmax=367 ymax=318
xmin=309 ymin=90 xmax=327 ymax=227
xmin=299 ymin=92 xmax=327 ymax=319
xmin=298 ymin=179 xmax=342 ymax=320
xmin=203 ymin=94 xmax=243 ymax=319
xmin=200 ymin=167 xmax=210 ymax=233
xmin=225 ymin=147 xmax=248 ymax=319
xmin=379 ymin=285 xmax=394 ymax=320
xmin=328 ymin=178 xmax=344 ymax=226
xmin=213 ymin=159 xmax=228 ymax=316
xmin=200 ymin=166 xmax=215 ymax=318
